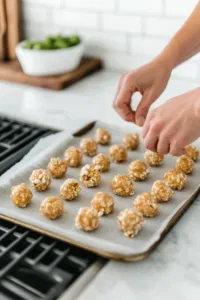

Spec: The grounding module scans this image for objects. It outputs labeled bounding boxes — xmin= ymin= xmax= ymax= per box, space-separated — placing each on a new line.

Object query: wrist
xmin=153 ymin=52 xmax=173 ymax=76
xmin=154 ymin=38 xmax=183 ymax=74
xmin=155 ymin=53 xmax=174 ymax=74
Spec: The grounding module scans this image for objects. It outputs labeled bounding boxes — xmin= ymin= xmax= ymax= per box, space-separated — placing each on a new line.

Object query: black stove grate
xmin=0 ymin=219 xmax=97 ymax=300
xmin=0 ymin=115 xmax=58 ymax=175
xmin=0 ymin=115 xmax=100 ymax=300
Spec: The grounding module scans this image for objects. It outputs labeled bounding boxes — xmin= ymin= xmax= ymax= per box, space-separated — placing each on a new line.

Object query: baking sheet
xmin=0 ymin=120 xmax=200 ymax=261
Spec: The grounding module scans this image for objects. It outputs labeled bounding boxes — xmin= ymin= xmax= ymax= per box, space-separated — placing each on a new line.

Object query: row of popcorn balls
xmin=64 ymin=135 xmax=198 ymax=169
xmin=96 ymin=128 xmax=139 ymax=150
xmin=9 ymin=168 xmax=190 ymax=236
xmin=9 ymin=180 xmax=169 ymax=237
xmin=80 ymin=138 xmax=163 ymax=166
xmin=80 ymin=128 xmax=140 ymax=162
xmin=11 ymin=176 xmax=82 ymax=206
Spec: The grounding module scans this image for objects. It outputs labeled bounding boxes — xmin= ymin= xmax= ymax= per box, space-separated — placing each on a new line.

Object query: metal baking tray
xmin=0 ymin=121 xmax=199 ymax=262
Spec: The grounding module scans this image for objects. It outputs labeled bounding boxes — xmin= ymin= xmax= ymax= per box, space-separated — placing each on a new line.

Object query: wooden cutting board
xmin=5 ymin=0 xmax=21 ymax=60
xmin=0 ymin=0 xmax=7 ymax=60
xmin=0 ymin=56 xmax=102 ymax=90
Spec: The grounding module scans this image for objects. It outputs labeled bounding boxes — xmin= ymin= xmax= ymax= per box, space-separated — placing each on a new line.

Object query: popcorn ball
xmin=123 ymin=133 xmax=139 ymax=150
xmin=95 ymin=128 xmax=111 ymax=145
xmin=64 ymin=147 xmax=82 ymax=167
xmin=80 ymin=164 xmax=101 ymax=187
xmin=75 ymin=207 xmax=99 ymax=231
xmin=151 ymin=180 xmax=173 ymax=202
xmin=30 ymin=169 xmax=51 ymax=192
xmin=47 ymin=157 xmax=67 ymax=178
xmin=92 ymin=153 xmax=110 ymax=172
xmin=80 ymin=138 xmax=97 ymax=156
xmin=109 ymin=144 xmax=127 ymax=163
xmin=40 ymin=196 xmax=64 ymax=219
xmin=117 ymin=208 xmax=144 ymax=238
xmin=176 ymin=155 xmax=194 ymax=175
xmin=91 ymin=192 xmax=114 ymax=216
xmin=185 ymin=144 xmax=199 ymax=161
xmin=128 ymin=160 xmax=149 ymax=181
xmin=164 ymin=169 xmax=187 ymax=190
xmin=60 ymin=178 xmax=81 ymax=201
xmin=134 ymin=192 xmax=158 ymax=217
xmin=111 ymin=175 xmax=134 ymax=197
xmin=10 ymin=183 xmax=32 ymax=208
xmin=144 ymin=150 xmax=164 ymax=166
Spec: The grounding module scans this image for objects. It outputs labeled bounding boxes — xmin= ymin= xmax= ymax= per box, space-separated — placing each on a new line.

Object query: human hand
xmin=113 ymin=57 xmax=171 ymax=126
xmin=142 ymin=88 xmax=200 ymax=156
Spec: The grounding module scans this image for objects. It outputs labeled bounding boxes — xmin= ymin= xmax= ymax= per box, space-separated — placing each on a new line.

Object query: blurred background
xmin=21 ymin=0 xmax=200 ymax=79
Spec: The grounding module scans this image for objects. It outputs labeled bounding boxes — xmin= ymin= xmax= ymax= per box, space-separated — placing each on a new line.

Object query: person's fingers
xmin=142 ymin=110 xmax=155 ymax=139
xmin=113 ymin=77 xmax=136 ymax=122
xmin=156 ymin=134 xmax=170 ymax=154
xmin=113 ymin=72 xmax=127 ymax=103
xmin=144 ymin=131 xmax=159 ymax=152
xmin=142 ymin=121 xmax=150 ymax=140
xmin=169 ymin=146 xmax=185 ymax=156
xmin=135 ymin=88 xmax=157 ymax=126
xmin=114 ymin=101 xmax=136 ymax=122
xmin=169 ymin=139 xmax=187 ymax=156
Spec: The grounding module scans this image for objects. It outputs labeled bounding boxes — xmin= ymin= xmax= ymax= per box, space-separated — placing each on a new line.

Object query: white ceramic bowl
xmin=16 ymin=41 xmax=84 ymax=76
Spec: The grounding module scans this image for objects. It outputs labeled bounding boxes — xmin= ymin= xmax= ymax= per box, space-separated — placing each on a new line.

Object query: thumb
xmin=135 ymin=89 xmax=156 ymax=126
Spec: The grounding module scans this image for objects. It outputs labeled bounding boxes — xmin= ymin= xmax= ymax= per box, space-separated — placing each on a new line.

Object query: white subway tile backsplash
xmin=118 ymin=0 xmax=162 ymax=15
xmin=53 ymin=10 xmax=99 ymax=29
xmin=64 ymin=0 xmax=116 ymax=12
xmin=80 ymin=31 xmax=127 ymax=52
xmin=85 ymin=49 xmax=152 ymax=71
xmin=145 ymin=17 xmax=185 ymax=37
xmin=165 ymin=0 xmax=198 ymax=17
xmin=20 ymin=0 xmax=200 ymax=79
xmin=22 ymin=0 xmax=61 ymax=7
xmin=23 ymin=22 xmax=60 ymax=39
xmin=131 ymin=36 xmax=169 ymax=56
xmin=101 ymin=14 xmax=142 ymax=34
xmin=86 ymin=49 xmax=199 ymax=80
xmin=22 ymin=4 xmax=51 ymax=23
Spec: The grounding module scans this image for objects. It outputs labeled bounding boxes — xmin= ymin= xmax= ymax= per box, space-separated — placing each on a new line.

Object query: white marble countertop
xmin=0 ymin=71 xmax=200 ymax=300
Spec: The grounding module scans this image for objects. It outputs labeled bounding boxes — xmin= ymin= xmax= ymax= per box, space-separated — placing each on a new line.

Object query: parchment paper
xmin=0 ymin=120 xmax=199 ymax=259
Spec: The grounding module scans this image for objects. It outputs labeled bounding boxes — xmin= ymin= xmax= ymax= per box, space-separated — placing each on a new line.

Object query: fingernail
xmin=137 ymin=116 xmax=145 ymax=126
